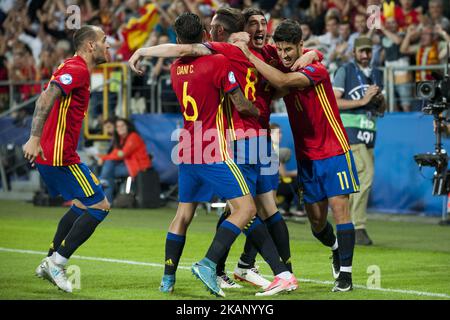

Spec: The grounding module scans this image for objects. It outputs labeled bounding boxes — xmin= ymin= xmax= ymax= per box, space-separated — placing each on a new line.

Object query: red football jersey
xmin=257 ymin=45 xmax=324 ymax=131
xmin=283 ymin=61 xmax=350 ymax=160
xmin=36 ymin=55 xmax=90 ymax=166
xmin=204 ymin=42 xmax=267 ymax=138
xmin=171 ymin=54 xmax=239 ymax=164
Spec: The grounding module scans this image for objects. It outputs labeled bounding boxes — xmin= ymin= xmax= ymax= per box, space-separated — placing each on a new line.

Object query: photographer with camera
xmin=332 ymin=36 xmax=386 ymax=245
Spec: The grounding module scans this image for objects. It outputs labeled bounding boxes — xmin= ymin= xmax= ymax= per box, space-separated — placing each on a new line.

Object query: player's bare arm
xmin=23 ymin=83 xmax=61 ymax=163
xmin=290 ymin=50 xmax=320 ymax=71
xmin=129 ymin=44 xmax=212 ymax=75
xmin=228 ymin=88 xmax=260 ymax=118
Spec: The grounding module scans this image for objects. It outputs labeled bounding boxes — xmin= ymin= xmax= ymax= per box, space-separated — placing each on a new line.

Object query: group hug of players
xmin=23 ymin=7 xmax=359 ymax=297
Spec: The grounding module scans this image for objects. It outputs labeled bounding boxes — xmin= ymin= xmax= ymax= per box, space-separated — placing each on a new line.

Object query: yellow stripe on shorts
xmin=225 ymin=159 xmax=250 ymax=195
xmin=68 ymin=165 xmax=94 ymax=197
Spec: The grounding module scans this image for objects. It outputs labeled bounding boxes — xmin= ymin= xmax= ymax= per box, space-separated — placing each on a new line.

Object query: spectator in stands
xmin=122 ymin=0 xmax=141 ymax=22
xmin=347 ymin=9 xmax=383 ymax=67
xmin=38 ymin=48 xmax=55 ymax=80
xmin=148 ymin=34 xmax=177 ymax=112
xmin=380 ymin=17 xmax=412 ymax=112
xmin=103 ymin=117 xmax=116 ymax=139
xmin=272 ymin=0 xmax=301 ymax=20
xmin=145 ymin=5 xmax=177 ymax=47
xmin=400 ymin=24 xmax=450 ymax=82
xmin=333 ymin=37 xmax=386 ymax=246
xmin=300 ymin=18 xmax=321 ymax=49
xmin=0 ymin=28 xmax=8 ymax=112
xmin=99 ymin=118 xmax=151 ymax=202
xmin=307 ymin=0 xmax=327 ymax=35
xmin=348 ymin=12 xmax=376 ymax=53
xmin=318 ymin=14 xmax=341 ymax=69
xmin=328 ymin=20 xmax=353 ymax=70
xmin=428 ymin=0 xmax=450 ymax=32
xmin=9 ymin=44 xmax=40 ymax=110
xmin=54 ymin=40 xmax=72 ymax=65
xmin=392 ymin=0 xmax=420 ymax=32
xmin=0 ymin=55 xmax=8 ymax=112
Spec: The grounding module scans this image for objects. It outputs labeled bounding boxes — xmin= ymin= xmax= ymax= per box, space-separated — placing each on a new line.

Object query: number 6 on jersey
xmin=182 ymin=81 xmax=198 ymax=121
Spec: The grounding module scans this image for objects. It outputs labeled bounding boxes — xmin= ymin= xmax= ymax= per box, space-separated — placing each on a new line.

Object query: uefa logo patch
xmin=228 ymin=71 xmax=236 ymax=84
xmin=60 ymin=74 xmax=73 ymax=85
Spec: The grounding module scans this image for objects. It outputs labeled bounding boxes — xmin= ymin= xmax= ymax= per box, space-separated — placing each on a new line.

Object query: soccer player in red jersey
xmin=130 ymin=10 xmax=302 ymax=297
xmin=225 ymin=8 xmax=326 ymax=288
xmin=23 ymin=25 xmax=111 ymax=293
xmin=134 ymin=13 xmax=293 ymax=298
xmin=234 ymin=19 xmax=360 ymax=292
xmin=129 ymin=9 xmax=322 ymax=295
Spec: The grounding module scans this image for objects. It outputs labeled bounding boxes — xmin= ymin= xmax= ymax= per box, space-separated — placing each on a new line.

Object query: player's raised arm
xmin=228 ymin=87 xmax=260 ymax=118
xmin=128 ymin=43 xmax=212 ymax=75
xmin=290 ymin=49 xmax=323 ymax=71
xmin=23 ymin=83 xmax=62 ymax=163
xmin=234 ymin=41 xmax=311 ymax=90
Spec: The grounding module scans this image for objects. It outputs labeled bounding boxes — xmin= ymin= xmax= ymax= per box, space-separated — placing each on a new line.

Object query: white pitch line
xmin=1 ymin=247 xmax=449 ymax=299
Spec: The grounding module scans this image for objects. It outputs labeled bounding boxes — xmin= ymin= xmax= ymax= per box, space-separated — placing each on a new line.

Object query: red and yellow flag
xmin=118 ymin=3 xmax=160 ymax=60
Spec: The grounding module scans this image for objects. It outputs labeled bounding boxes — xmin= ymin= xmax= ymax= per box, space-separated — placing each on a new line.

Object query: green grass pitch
xmin=0 ymin=200 xmax=449 ymax=300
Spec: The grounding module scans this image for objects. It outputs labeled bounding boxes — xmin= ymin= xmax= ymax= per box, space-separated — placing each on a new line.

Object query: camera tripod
xmin=414 ymin=112 xmax=450 ymax=225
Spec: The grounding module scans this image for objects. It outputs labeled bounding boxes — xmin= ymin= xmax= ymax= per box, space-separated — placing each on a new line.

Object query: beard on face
xmin=94 ymin=47 xmax=108 ymax=65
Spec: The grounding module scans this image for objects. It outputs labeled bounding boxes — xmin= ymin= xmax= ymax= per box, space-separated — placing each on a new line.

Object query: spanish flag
xmin=118 ymin=3 xmax=159 ymax=60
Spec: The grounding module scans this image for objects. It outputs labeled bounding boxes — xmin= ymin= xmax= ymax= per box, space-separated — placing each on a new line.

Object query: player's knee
xmin=72 ymin=199 xmax=87 ymax=210
xmin=87 ymin=198 xmax=110 ymax=221
xmin=331 ymin=203 xmax=348 ymax=219
xmin=176 ymin=212 xmax=193 ymax=227
xmin=309 ymin=217 xmax=326 ymax=232
xmin=174 ymin=207 xmax=195 ymax=227
xmin=95 ymin=197 xmax=110 ymax=211
xmin=86 ymin=207 xmax=109 ymax=222
xmin=241 ymin=202 xmax=257 ymax=220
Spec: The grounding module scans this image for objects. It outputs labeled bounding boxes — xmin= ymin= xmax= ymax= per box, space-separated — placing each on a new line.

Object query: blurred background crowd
xmin=0 ymin=0 xmax=449 ymax=115
xmin=0 ymin=0 xmax=449 ymax=217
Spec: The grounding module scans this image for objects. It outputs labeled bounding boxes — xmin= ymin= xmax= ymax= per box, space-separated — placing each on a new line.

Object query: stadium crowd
xmin=0 ymin=0 xmax=449 ymax=114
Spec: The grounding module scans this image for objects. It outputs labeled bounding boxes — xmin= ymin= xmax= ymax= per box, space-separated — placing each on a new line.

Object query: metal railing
xmin=84 ymin=62 xmax=132 ymax=140
xmin=2 ymin=63 xmax=449 ymax=121
xmin=131 ymin=61 xmax=179 ymax=114
xmin=0 ymin=63 xmax=133 ymax=140
xmin=0 ymin=79 xmax=49 ymax=117
xmin=383 ymin=64 xmax=450 ymax=112
xmin=156 ymin=74 xmax=179 ymax=114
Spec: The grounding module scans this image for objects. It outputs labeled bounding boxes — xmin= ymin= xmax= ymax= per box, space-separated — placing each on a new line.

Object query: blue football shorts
xmin=233 ymin=135 xmax=278 ymax=196
xmin=297 ymin=150 xmax=360 ymax=204
xmin=36 ymin=162 xmax=105 ymax=206
xmin=178 ymin=160 xmax=251 ymax=203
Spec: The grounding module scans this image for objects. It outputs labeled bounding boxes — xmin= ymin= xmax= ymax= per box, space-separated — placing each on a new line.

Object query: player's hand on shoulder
xmin=23 ymin=136 xmax=46 ymax=165
xmin=128 ymin=48 xmax=144 ymax=76
xmin=228 ymin=32 xmax=250 ymax=45
xmin=230 ymin=35 xmax=251 ymax=58
xmin=291 ymin=51 xmax=318 ymax=71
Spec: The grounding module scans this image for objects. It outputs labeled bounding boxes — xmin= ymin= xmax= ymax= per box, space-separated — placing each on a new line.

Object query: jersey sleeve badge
xmin=228 ymin=71 xmax=236 ymax=84
xmin=60 ymin=74 xmax=73 ymax=85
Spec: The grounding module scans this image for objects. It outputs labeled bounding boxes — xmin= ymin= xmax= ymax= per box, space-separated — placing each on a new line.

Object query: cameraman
xmin=332 ymin=36 xmax=386 ymax=246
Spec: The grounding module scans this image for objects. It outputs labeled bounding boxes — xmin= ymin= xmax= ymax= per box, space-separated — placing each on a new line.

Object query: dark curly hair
xmin=273 ymin=19 xmax=303 ymax=45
